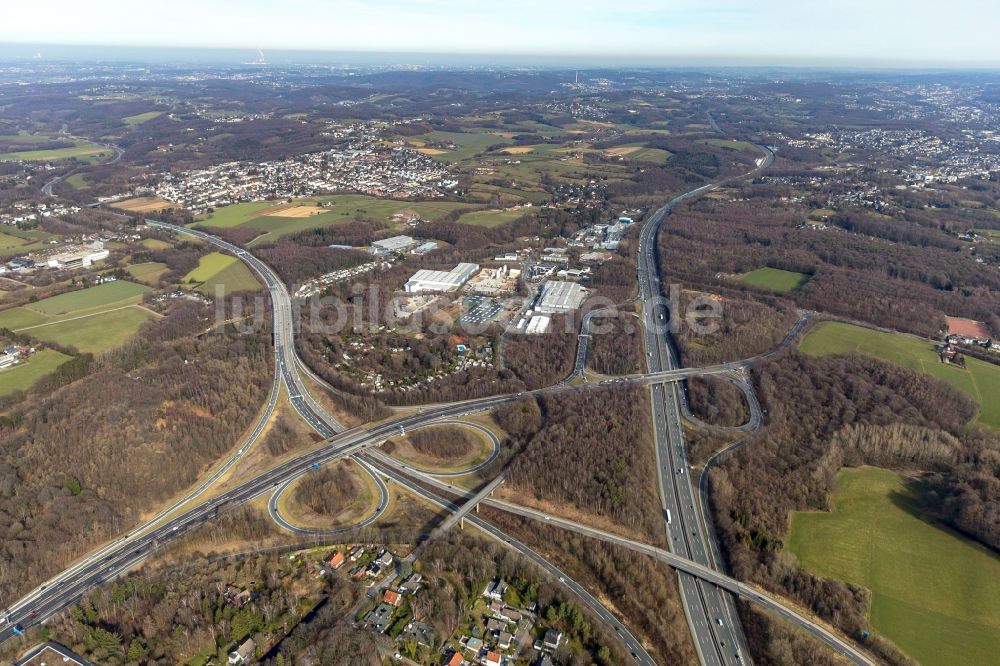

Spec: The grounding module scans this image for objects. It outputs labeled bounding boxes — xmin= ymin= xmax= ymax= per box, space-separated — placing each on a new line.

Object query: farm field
xmin=700 ymin=138 xmax=757 ymax=151
xmin=197 ymin=195 xmax=478 ymax=245
xmin=599 ymin=143 xmax=672 ymax=163
xmin=183 ymin=252 xmax=260 ymax=294
xmin=0 ymin=131 xmax=54 ymax=145
xmin=456 ymin=208 xmax=530 ymax=227
xmin=800 ymin=321 xmax=1000 ymax=429
xmin=408 ymin=130 xmax=511 ymax=162
xmin=788 ymin=467 xmax=1000 ymax=666
xmin=26 ymin=281 xmax=149 ymax=316
xmin=24 ymin=307 xmax=154 ymax=354
xmin=0 ymin=142 xmax=112 ymax=162
xmin=64 ymin=173 xmax=89 ymax=190
xmin=0 ymin=228 xmax=56 ymax=257
xmin=193 ymin=202 xmax=273 ymax=228
xmin=737 ymin=266 xmax=810 ymax=293
xmin=112 ymin=196 xmax=179 ymax=213
xmin=123 ymin=111 xmax=163 ymax=125
xmin=0 ymin=281 xmax=154 ymax=353
xmin=126 ymin=261 xmax=169 ymax=284
xmin=140 ymin=238 xmax=173 ymax=250
xmin=0 ymin=349 xmax=72 ymax=396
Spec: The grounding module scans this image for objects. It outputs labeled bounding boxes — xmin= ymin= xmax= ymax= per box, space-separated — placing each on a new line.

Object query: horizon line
xmin=2 ymin=41 xmax=1000 ymax=71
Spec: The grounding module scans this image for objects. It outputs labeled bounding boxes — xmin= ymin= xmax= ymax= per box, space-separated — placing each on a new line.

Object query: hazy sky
xmin=2 ymin=0 xmax=998 ymax=66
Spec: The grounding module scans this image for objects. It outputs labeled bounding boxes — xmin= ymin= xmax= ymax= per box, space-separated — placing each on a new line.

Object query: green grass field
xmin=126 ymin=262 xmax=169 ymax=284
xmin=800 ymin=321 xmax=1000 ymax=429
xmin=140 ymin=238 xmax=173 ymax=250
xmin=64 ymin=173 xmax=89 ymax=190
xmin=195 ymin=260 xmax=261 ymax=295
xmin=194 ymin=202 xmax=273 ymax=228
xmin=24 ymin=307 xmax=153 ymax=354
xmin=0 ymin=282 xmax=154 ymax=353
xmin=410 ymin=130 xmax=511 ymax=161
xmin=123 ymin=111 xmax=163 ymax=125
xmin=0 ymin=231 xmax=29 ymax=250
xmin=788 ymin=467 xmax=1000 ymax=666
xmin=0 ymin=349 xmax=72 ymax=395
xmin=0 ymin=228 xmax=55 ymax=257
xmin=26 ymin=281 xmax=149 ymax=316
xmin=0 ymin=142 xmax=112 ymax=162
xmin=184 ymin=252 xmax=237 ymax=282
xmin=456 ymin=208 xmax=530 ymax=227
xmin=197 ymin=195 xmax=478 ymax=245
xmin=0 ymin=131 xmax=54 ymax=145
xmin=737 ymin=267 xmax=810 ymax=293
xmin=700 ymin=138 xmax=757 ymax=151
xmin=184 ymin=252 xmax=260 ymax=294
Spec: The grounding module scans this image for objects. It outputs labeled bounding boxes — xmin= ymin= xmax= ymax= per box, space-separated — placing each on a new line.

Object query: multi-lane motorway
xmin=635 ymin=143 xmax=775 ymax=665
xmin=364 ymin=449 xmax=876 ymax=666
xmin=3 ymin=158 xmax=878 ymax=666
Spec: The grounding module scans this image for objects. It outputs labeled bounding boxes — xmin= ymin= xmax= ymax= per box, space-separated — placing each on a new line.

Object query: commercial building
xmin=535 ymin=280 xmax=589 ymax=314
xmin=411 ymin=241 xmax=438 ymax=255
xmin=405 ymin=263 xmax=479 ymax=293
xmin=44 ymin=242 xmax=109 ymax=270
xmin=525 ymin=315 xmax=551 ymax=335
xmin=370 ymin=235 xmax=417 ymax=255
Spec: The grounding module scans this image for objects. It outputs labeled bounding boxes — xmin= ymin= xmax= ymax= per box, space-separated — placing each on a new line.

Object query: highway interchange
xmin=1 ymin=156 xmax=878 ymax=666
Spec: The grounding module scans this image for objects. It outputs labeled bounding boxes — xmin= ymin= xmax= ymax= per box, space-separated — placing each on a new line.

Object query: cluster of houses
xmin=441 ymin=579 xmax=557 ymax=666
xmin=0 ymin=201 xmax=80 ymax=226
xmin=155 ymin=123 xmax=457 ymax=211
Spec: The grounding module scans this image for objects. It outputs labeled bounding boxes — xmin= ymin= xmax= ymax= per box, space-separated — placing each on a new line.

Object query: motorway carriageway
xmin=5 ymin=192 xmax=873 ymax=666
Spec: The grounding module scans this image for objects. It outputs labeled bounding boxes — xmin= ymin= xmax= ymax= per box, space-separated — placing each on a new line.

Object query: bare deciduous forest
xmin=505 ymin=386 xmax=664 ymax=541
xmin=0 ymin=302 xmax=272 ymax=604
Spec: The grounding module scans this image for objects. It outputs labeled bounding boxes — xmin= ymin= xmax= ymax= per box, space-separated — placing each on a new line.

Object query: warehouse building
xmin=525 ymin=314 xmax=551 ymax=335
xmin=535 ymin=280 xmax=589 ymax=314
xmin=404 ymin=263 xmax=479 ymax=293
xmin=370 ymin=235 xmax=417 ymax=255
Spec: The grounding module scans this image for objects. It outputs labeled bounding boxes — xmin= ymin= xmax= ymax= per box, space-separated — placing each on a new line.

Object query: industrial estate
xmin=0 ymin=27 xmax=997 ymax=666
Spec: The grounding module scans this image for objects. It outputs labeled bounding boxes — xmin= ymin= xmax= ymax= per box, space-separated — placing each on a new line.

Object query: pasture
xmin=0 ymin=349 xmax=72 ymax=396
xmin=0 ymin=142 xmax=112 ymax=163
xmin=24 ymin=307 xmax=154 ymax=354
xmin=65 ymin=173 xmax=89 ymax=190
xmin=737 ymin=267 xmax=810 ymax=293
xmin=140 ymin=238 xmax=173 ymax=250
xmin=197 ymin=195 xmax=478 ymax=245
xmin=184 ymin=252 xmax=260 ymax=294
xmin=0 ymin=281 xmax=154 ymax=353
xmin=788 ymin=467 xmax=1000 ymax=666
xmin=699 ymin=138 xmax=757 ymax=151
xmin=800 ymin=321 xmax=1000 ymax=429
xmin=600 ymin=143 xmax=672 ymax=163
xmin=0 ymin=228 xmax=56 ymax=257
xmin=26 ymin=281 xmax=149 ymax=316
xmin=409 ymin=130 xmax=512 ymax=161
xmin=123 ymin=111 xmax=163 ymax=125
xmin=126 ymin=261 xmax=169 ymax=284
xmin=456 ymin=208 xmax=530 ymax=227
xmin=0 ymin=131 xmax=54 ymax=145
